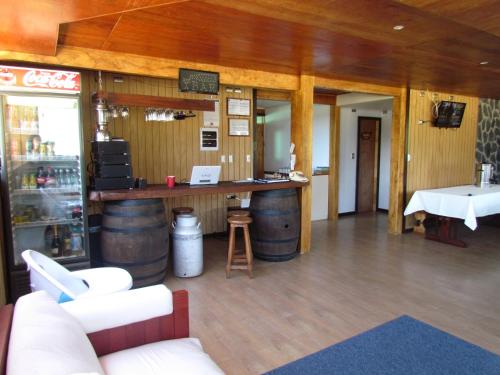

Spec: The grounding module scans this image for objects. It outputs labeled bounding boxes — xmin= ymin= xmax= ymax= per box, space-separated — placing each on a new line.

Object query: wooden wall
xmin=405 ymin=89 xmax=479 ymax=228
xmin=81 ymin=71 xmax=253 ymax=234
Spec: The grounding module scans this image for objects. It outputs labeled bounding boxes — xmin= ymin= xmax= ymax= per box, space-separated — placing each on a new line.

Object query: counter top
xmin=89 ymin=180 xmax=308 ymax=201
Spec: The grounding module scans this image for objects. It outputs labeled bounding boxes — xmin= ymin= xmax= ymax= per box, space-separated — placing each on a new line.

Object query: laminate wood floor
xmin=165 ymin=213 xmax=500 ymax=374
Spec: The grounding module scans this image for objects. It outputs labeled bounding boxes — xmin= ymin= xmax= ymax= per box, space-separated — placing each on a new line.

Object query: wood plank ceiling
xmin=1 ymin=0 xmax=499 ymax=98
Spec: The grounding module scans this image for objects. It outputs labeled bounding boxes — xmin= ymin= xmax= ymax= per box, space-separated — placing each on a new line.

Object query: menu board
xmin=179 ymin=68 xmax=219 ymax=95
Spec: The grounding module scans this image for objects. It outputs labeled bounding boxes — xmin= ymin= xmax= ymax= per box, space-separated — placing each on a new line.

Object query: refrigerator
xmin=0 ymin=65 xmax=89 ymax=301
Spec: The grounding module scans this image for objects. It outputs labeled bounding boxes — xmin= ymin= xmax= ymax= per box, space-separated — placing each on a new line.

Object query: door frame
xmin=355 ymin=116 xmax=381 ymax=213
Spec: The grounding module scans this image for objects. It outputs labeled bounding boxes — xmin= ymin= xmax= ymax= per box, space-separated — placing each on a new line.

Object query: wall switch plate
xmin=229 ymin=155 xmax=233 ymax=163
xmin=221 ymin=155 xmax=226 ymax=163
xmin=246 ymin=154 xmax=251 ymax=162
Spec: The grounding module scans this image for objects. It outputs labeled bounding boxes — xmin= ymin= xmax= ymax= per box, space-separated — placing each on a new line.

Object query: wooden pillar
xmin=328 ymin=105 xmax=340 ymax=221
xmin=388 ymin=87 xmax=408 ymax=234
xmin=291 ymin=75 xmax=314 ymax=253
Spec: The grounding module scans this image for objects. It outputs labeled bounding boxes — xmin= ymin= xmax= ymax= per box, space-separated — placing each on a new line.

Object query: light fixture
xmin=479 ymin=61 xmax=489 ymax=65
xmin=393 ymin=25 xmax=405 ymax=31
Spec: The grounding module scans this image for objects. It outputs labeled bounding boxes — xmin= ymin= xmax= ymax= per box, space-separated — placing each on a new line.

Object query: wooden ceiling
xmin=1 ymin=0 xmax=500 ymax=98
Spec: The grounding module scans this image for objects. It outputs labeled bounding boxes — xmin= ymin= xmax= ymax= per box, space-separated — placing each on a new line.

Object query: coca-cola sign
xmin=0 ymin=65 xmax=80 ymax=92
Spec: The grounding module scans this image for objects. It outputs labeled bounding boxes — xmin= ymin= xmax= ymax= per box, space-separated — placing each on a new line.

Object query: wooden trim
xmin=88 ymin=290 xmax=189 ymax=357
xmin=0 ymin=46 xmax=299 ymax=90
xmin=314 ymin=93 xmax=337 ymax=105
xmin=315 ymin=76 xmax=401 ymax=97
xmin=328 ymin=106 xmax=340 ymax=221
xmin=89 ymin=181 xmax=308 ymax=201
xmin=291 ymin=75 xmax=314 ymax=253
xmin=388 ymin=88 xmax=408 ymax=234
xmin=255 ymin=89 xmax=292 ymax=101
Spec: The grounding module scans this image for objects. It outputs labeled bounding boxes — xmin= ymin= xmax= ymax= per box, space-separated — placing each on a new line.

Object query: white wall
xmin=263 ymin=103 xmax=291 ymax=172
xmin=312 ymin=104 xmax=330 ymax=169
xmin=338 ymin=106 xmax=392 ymax=213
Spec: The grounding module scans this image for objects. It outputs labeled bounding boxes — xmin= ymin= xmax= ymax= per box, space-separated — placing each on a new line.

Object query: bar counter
xmin=89 ymin=180 xmax=308 ymax=201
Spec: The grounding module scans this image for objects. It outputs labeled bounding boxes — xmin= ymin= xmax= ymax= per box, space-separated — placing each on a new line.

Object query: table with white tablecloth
xmin=404 ymin=184 xmax=500 ymax=246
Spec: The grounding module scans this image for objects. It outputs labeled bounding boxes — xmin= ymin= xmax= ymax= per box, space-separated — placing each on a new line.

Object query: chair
xmin=21 ymin=250 xmax=133 ymax=303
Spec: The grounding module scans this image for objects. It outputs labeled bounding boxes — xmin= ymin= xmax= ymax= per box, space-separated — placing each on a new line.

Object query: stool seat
xmin=172 ymin=207 xmax=194 ymax=216
xmin=227 ymin=210 xmax=250 ymax=217
xmin=228 ymin=216 xmax=252 ymax=225
xmin=226 ymin=215 xmax=253 ymax=278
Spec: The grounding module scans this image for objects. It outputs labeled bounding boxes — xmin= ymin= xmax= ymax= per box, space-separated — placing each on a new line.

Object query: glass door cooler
xmin=0 ymin=65 xmax=89 ymax=301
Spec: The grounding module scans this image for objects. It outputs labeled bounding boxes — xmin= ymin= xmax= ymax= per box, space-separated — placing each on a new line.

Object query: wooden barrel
xmin=101 ymin=199 xmax=168 ymax=287
xmin=249 ymin=189 xmax=300 ymax=261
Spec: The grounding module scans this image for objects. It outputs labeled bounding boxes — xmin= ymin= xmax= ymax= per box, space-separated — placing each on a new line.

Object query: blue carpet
xmin=264 ymin=316 xmax=500 ymax=375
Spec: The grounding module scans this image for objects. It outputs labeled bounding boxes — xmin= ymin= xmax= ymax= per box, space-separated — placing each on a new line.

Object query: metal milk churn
xmin=172 ymin=214 xmax=203 ymax=277
xmin=476 ymin=163 xmax=493 ymax=187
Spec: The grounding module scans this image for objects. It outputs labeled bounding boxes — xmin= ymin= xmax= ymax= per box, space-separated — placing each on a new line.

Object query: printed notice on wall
xmin=227 ymin=98 xmax=250 ymax=116
xmin=203 ymin=100 xmax=220 ymax=127
xmin=229 ymin=118 xmax=249 ymax=136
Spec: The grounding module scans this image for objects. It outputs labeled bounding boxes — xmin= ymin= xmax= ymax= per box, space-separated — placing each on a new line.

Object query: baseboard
xmin=339 ymin=211 xmax=356 ymax=217
xmin=377 ymin=208 xmax=388 ymax=213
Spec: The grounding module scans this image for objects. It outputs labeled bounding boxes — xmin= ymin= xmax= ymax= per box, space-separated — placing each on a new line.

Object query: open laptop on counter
xmin=189 ymin=165 xmax=221 ymax=185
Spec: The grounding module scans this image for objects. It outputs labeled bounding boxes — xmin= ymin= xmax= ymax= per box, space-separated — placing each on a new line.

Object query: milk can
xmin=172 ymin=214 xmax=203 ymax=277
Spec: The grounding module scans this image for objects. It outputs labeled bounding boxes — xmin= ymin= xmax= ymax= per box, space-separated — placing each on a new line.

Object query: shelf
xmin=13 ymin=218 xmax=82 ymax=229
xmin=10 ymin=155 xmax=79 ymax=162
xmin=11 ymin=188 xmax=82 ymax=197
xmin=8 ymin=128 xmax=39 ymax=135
xmin=93 ymin=92 xmax=215 ymax=111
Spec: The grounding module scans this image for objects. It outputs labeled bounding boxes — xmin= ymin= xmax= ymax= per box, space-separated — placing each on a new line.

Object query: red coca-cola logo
xmin=22 ymin=70 xmax=80 ymax=91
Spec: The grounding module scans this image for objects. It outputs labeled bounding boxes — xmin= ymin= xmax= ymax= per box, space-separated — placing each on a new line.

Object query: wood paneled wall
xmin=81 ymin=71 xmax=253 ymax=234
xmin=405 ymin=89 xmax=479 ymax=228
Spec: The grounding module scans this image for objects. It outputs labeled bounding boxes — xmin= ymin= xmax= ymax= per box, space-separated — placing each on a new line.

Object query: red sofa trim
xmin=88 ymin=290 xmax=189 ymax=356
xmin=0 ymin=305 xmax=14 ymax=375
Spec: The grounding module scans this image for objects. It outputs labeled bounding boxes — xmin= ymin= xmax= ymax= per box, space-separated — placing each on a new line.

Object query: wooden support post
xmin=291 ymin=75 xmax=314 ymax=253
xmin=388 ymin=87 xmax=408 ymax=234
xmin=328 ymin=105 xmax=340 ymax=221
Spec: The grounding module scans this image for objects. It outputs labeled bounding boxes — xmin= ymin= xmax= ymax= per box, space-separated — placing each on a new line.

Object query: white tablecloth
xmin=404 ymin=185 xmax=500 ymax=230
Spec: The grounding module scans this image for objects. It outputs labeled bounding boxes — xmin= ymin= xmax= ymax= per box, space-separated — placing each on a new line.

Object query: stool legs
xmin=226 ymin=225 xmax=236 ymax=278
xmin=226 ymin=218 xmax=253 ymax=279
xmin=243 ymin=225 xmax=253 ymax=278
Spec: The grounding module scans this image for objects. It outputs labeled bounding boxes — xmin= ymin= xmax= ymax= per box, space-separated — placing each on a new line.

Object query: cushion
xmin=61 ymin=284 xmax=173 ymax=333
xmin=99 ymin=338 xmax=225 ymax=375
xmin=7 ymin=291 xmax=104 ymax=375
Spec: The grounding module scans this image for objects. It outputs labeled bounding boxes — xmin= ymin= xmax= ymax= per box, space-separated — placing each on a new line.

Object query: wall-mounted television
xmin=433 ymin=101 xmax=466 ymax=128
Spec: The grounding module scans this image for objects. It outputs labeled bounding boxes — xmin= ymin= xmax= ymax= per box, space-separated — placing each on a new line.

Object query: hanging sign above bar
xmin=0 ymin=65 xmax=81 ymax=92
xmin=178 ymin=68 xmax=219 ymax=95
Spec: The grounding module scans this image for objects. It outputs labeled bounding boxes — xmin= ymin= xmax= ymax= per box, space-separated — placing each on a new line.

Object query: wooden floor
xmin=165 ymin=213 xmax=500 ymax=374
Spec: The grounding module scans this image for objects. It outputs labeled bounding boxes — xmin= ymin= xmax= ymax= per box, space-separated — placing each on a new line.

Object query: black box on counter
xmin=93 ymin=153 xmax=131 ymax=165
xmin=91 ymin=177 xmax=135 ymax=190
xmin=94 ymin=164 xmax=132 ymax=178
xmin=91 ymin=141 xmax=129 ymax=155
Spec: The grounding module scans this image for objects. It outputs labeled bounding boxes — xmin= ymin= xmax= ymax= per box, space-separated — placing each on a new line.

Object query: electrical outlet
xmin=221 ymin=155 xmax=226 ymax=163
xmin=246 ymin=154 xmax=251 ymax=162
xmin=229 ymin=155 xmax=233 ymax=163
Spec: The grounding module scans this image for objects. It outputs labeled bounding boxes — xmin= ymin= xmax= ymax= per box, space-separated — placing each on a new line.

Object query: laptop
xmin=189 ymin=166 xmax=221 ymax=185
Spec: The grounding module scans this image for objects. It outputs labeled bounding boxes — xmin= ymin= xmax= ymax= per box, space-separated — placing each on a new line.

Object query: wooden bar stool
xmin=227 ymin=209 xmax=250 ymax=217
xmin=226 ymin=216 xmax=253 ymax=278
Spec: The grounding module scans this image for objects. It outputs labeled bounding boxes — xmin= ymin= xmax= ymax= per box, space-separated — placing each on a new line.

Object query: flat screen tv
xmin=433 ymin=101 xmax=466 ymax=128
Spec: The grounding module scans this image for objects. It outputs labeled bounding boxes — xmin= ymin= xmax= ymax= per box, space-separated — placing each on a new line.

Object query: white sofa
xmin=1 ymin=285 xmax=224 ymax=375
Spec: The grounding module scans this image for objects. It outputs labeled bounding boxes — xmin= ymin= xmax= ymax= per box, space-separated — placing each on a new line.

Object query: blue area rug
xmin=264 ymin=316 xmax=500 ymax=375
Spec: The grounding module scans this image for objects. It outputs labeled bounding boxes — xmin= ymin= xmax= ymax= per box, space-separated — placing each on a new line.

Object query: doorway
xmin=356 ymin=117 xmax=381 ymax=213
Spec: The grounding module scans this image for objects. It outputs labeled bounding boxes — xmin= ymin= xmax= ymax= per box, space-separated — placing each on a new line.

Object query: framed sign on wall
xmin=229 ymin=118 xmax=250 ymax=136
xmin=227 ymin=98 xmax=250 ymax=116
